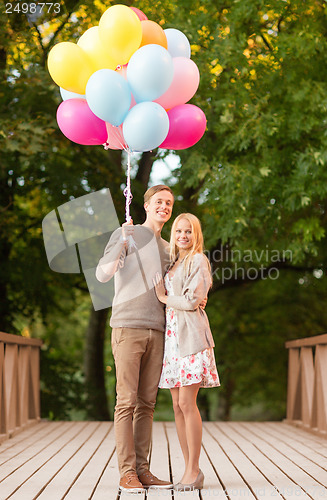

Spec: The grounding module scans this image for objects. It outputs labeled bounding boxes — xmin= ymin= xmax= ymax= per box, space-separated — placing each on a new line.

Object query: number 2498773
xmin=5 ymin=2 xmax=61 ymax=14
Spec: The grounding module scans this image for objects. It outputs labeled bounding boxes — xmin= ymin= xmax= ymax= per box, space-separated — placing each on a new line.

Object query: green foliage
xmin=206 ymin=267 xmax=327 ymax=420
xmin=40 ymin=345 xmax=86 ymax=420
xmin=161 ymin=0 xmax=327 ymax=266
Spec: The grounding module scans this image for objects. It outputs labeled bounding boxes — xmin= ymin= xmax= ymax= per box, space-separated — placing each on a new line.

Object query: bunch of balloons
xmin=48 ymin=4 xmax=206 ymax=152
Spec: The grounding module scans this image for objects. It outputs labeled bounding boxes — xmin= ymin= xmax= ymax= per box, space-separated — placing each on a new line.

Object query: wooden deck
xmin=0 ymin=421 xmax=326 ymax=499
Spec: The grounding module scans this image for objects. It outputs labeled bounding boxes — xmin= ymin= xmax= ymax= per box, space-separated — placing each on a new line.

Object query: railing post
xmin=0 ymin=342 xmax=7 ymax=438
xmin=0 ymin=332 xmax=42 ymax=442
xmin=300 ymin=347 xmax=314 ymax=427
xmin=285 ymin=334 xmax=327 ymax=437
xmin=311 ymin=345 xmax=327 ymax=433
xmin=286 ymin=348 xmax=301 ymax=421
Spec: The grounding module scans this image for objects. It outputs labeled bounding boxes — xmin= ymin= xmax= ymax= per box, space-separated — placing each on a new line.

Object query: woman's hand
xmin=152 ymin=272 xmax=167 ymax=304
xmin=199 ymin=296 xmax=207 ymax=310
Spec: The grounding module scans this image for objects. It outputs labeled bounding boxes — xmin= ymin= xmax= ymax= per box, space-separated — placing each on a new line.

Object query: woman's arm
xmin=166 ymin=256 xmax=211 ymax=311
xmin=153 ymin=255 xmax=211 ymax=310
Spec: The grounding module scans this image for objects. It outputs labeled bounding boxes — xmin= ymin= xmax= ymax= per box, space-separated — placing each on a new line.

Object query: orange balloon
xmin=140 ymin=20 xmax=168 ymax=49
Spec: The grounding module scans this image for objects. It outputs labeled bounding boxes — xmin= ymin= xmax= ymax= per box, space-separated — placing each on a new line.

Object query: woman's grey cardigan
xmin=166 ymin=253 xmax=215 ymax=357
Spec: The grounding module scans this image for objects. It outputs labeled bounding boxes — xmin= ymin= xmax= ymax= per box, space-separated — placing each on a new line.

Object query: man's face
xmin=144 ymin=190 xmax=174 ymax=225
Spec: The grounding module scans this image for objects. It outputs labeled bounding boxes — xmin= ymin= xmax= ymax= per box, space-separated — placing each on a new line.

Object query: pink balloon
xmin=160 ymin=104 xmax=206 ymax=150
xmin=155 ymin=57 xmax=200 ymax=110
xmin=57 ymin=99 xmax=107 ymax=145
xmin=105 ymin=123 xmax=128 ymax=150
xmin=130 ymin=6 xmax=148 ymax=21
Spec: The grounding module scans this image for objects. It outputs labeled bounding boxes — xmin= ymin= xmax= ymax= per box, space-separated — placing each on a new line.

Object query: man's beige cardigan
xmin=166 ymin=253 xmax=215 ymax=357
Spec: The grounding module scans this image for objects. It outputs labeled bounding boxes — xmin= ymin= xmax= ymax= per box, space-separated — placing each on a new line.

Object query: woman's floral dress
xmin=159 ymin=274 xmax=220 ymax=389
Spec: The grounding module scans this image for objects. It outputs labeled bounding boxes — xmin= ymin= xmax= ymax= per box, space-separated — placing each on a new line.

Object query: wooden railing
xmin=0 ymin=331 xmax=42 ymax=443
xmin=285 ymin=333 xmax=327 ymax=436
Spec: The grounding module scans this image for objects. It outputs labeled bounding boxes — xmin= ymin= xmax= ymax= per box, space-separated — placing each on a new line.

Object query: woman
xmin=153 ymin=213 xmax=220 ymax=491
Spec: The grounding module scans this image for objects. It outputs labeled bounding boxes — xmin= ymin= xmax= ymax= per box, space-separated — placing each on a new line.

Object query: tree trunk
xmin=135 ymin=150 xmax=155 ymax=188
xmin=84 ymin=307 xmax=110 ymax=420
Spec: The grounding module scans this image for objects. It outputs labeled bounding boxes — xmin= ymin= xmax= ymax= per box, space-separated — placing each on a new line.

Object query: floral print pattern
xmin=159 ymin=274 xmax=220 ymax=389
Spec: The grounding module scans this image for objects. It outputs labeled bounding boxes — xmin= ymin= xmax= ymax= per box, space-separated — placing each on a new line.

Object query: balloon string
xmin=123 ymin=149 xmax=133 ymax=222
xmin=103 ymin=124 xmax=127 ymax=151
xmin=116 ymin=126 xmax=127 ymax=151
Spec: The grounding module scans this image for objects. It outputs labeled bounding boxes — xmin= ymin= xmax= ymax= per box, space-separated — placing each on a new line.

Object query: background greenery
xmin=1 ymin=0 xmax=326 ymax=422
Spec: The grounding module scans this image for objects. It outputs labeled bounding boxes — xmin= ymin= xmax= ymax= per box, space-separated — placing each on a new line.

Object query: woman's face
xmin=175 ymin=218 xmax=193 ymax=251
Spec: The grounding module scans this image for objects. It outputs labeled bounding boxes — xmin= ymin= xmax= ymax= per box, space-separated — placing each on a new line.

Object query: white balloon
xmin=164 ymin=28 xmax=191 ymax=58
xmin=127 ymin=44 xmax=174 ymax=103
xmin=60 ymin=87 xmax=85 ymax=100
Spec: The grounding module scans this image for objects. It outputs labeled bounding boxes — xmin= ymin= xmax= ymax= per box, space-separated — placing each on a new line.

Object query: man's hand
xmin=122 ymin=219 xmax=134 ymax=244
xmin=199 ymin=297 xmax=207 ymax=310
xmin=152 ymin=272 xmax=167 ymax=304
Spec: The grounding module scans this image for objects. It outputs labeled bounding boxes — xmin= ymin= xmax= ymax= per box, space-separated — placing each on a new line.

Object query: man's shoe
xmin=119 ymin=471 xmax=145 ymax=493
xmin=138 ymin=470 xmax=173 ymax=489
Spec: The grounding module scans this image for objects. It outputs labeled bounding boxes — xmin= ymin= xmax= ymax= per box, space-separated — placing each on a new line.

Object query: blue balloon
xmin=86 ymin=69 xmax=131 ymax=127
xmin=123 ymin=102 xmax=169 ymax=152
xmin=127 ymin=45 xmax=174 ymax=103
xmin=164 ymin=28 xmax=191 ymax=58
xmin=60 ymin=88 xmax=85 ymax=100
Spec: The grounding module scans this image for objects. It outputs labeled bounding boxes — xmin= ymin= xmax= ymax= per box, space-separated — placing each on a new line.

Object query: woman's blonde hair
xmin=170 ymin=213 xmax=211 ymax=280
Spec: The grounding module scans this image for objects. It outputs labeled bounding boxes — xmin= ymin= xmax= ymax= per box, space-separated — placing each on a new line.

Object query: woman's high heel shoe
xmin=174 ymin=470 xmax=204 ymax=491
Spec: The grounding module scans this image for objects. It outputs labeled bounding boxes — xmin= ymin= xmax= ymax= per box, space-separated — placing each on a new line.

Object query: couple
xmin=96 ymin=185 xmax=220 ymax=493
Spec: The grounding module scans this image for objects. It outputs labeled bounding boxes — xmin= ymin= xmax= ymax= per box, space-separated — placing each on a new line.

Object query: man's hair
xmin=144 ymin=185 xmax=174 ymax=204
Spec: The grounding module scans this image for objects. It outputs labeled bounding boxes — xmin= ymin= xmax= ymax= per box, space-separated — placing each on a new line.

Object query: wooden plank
xmin=0 ymin=332 xmax=42 ymax=347
xmin=285 ymin=334 xmax=327 ymax=349
xmin=287 ymin=348 xmax=301 ymax=421
xmin=0 ymin=421 xmax=90 ymax=498
xmin=0 ymin=342 xmax=7 ymax=436
xmin=29 ymin=346 xmax=41 ymax=420
xmin=165 ymin=421 xmax=200 ymax=499
xmin=164 ymin=422 xmax=185 ymax=485
xmin=238 ymin=422 xmax=327 ymax=494
xmin=63 ymin=423 xmax=114 ymax=499
xmin=252 ymin=422 xmax=327 ymax=468
xmin=201 ymin=424 xmax=256 ymax=499
xmin=300 ymin=348 xmax=315 ymax=426
xmin=0 ymin=421 xmax=62 ymax=463
xmin=0 ymin=420 xmax=326 ymax=500
xmin=312 ymin=345 xmax=327 ymax=432
xmin=4 ymin=343 xmax=19 ymax=434
xmin=268 ymin=422 xmax=327 ymax=458
xmin=119 ymin=489 xmax=146 ymax=499
xmin=34 ymin=422 xmax=111 ymax=499
xmin=0 ymin=421 xmax=75 ymax=481
xmin=199 ymin=428 xmax=227 ymax=499
xmin=18 ymin=347 xmax=29 ymax=427
xmin=147 ymin=422 xmax=173 ymax=499
xmin=91 ymin=449 xmax=121 ymax=500
xmin=205 ymin=422 xmax=283 ymax=500
xmin=0 ymin=420 xmax=49 ymax=457
xmin=219 ymin=422 xmax=317 ymax=499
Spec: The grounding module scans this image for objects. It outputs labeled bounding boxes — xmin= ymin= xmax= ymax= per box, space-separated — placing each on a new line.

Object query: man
xmin=96 ymin=185 xmax=174 ymax=493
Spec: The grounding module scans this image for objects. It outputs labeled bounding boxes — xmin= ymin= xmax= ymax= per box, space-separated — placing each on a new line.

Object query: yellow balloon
xmin=47 ymin=42 xmax=94 ymax=94
xmin=99 ymin=5 xmax=142 ymax=65
xmin=77 ymin=26 xmax=118 ymax=71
